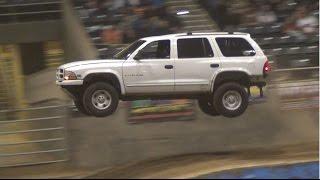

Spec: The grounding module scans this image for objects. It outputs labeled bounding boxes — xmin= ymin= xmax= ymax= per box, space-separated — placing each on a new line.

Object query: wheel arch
xmin=83 ymin=72 xmax=124 ymax=95
xmin=211 ymin=70 xmax=251 ymax=92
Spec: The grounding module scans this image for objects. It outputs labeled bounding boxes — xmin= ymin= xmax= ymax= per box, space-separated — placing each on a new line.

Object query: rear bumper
xmin=249 ymin=76 xmax=267 ymax=87
xmin=250 ymin=81 xmax=266 ymax=87
xmin=249 ymin=76 xmax=267 ymax=97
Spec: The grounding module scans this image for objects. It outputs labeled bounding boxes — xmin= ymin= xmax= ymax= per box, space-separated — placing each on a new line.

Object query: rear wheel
xmin=198 ymin=96 xmax=220 ymax=116
xmin=83 ymin=82 xmax=119 ymax=117
xmin=213 ymin=82 xmax=248 ymax=118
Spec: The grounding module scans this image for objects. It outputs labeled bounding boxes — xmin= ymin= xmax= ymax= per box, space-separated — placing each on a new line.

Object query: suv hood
xmin=59 ymin=59 xmax=124 ymax=69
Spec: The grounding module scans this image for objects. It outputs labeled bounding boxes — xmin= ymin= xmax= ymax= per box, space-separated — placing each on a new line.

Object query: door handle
xmin=210 ymin=64 xmax=219 ymax=68
xmin=165 ymin=65 xmax=174 ymax=69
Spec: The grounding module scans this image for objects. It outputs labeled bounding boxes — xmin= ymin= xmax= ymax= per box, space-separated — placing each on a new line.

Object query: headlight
xmin=64 ymin=70 xmax=77 ymax=80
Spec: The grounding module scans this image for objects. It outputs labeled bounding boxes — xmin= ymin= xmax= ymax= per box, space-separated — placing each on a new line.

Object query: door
xmin=123 ymin=40 xmax=174 ymax=94
xmin=174 ymin=37 xmax=220 ymax=93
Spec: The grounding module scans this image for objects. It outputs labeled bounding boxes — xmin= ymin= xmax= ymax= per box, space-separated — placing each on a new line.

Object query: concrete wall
xmin=61 ymin=0 xmax=98 ymax=61
xmin=20 ymin=0 xmax=99 ymax=104
xmin=0 ymin=20 xmax=62 ymax=44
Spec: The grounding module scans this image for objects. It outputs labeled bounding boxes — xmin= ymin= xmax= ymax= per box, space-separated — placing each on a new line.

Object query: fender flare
xmin=210 ymin=69 xmax=251 ymax=92
xmin=82 ymin=69 xmax=125 ymax=95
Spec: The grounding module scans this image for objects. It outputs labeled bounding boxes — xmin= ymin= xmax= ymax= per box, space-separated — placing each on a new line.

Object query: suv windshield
xmin=113 ymin=40 xmax=146 ymax=60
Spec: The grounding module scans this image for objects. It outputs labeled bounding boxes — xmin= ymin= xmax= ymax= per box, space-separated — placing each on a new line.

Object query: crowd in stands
xmin=0 ymin=0 xmax=59 ymax=4
xmin=200 ymin=0 xmax=318 ymax=72
xmin=200 ymin=0 xmax=318 ymax=39
xmin=76 ymin=0 xmax=181 ymax=44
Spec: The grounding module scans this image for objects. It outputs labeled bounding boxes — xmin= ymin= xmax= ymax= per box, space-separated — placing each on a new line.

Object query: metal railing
xmin=273 ymin=66 xmax=319 ymax=72
xmin=0 ymin=105 xmax=69 ymax=168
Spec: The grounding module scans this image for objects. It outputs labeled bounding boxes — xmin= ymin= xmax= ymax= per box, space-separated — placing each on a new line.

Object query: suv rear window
xmin=216 ymin=38 xmax=255 ymax=57
xmin=177 ymin=38 xmax=214 ymax=58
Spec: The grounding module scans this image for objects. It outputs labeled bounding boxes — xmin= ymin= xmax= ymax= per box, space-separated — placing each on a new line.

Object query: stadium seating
xmin=73 ymin=0 xmax=318 ymax=81
xmin=200 ymin=0 xmax=318 ymax=81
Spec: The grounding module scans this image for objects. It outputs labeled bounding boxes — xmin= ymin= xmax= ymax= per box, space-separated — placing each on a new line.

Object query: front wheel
xmin=83 ymin=82 xmax=119 ymax=117
xmin=74 ymin=99 xmax=91 ymax=115
xmin=213 ymin=82 xmax=248 ymax=118
xmin=198 ymin=96 xmax=220 ymax=116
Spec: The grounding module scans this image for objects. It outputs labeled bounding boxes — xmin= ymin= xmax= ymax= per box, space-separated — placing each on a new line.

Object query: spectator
xmin=256 ymin=5 xmax=277 ymax=25
xmin=296 ymin=7 xmax=318 ymax=35
xmin=88 ymin=0 xmax=107 ymax=20
xmin=77 ymin=0 xmax=182 ymax=44
xmin=128 ymin=0 xmax=140 ymax=7
xmin=149 ymin=17 xmax=170 ymax=36
xmin=139 ymin=0 xmax=152 ymax=7
xmin=241 ymin=7 xmax=258 ymax=27
xmin=151 ymin=0 xmax=165 ymax=8
xmin=101 ymin=26 xmax=123 ymax=44
xmin=118 ymin=12 xmax=139 ymax=43
xmin=112 ymin=0 xmax=126 ymax=10
xmin=200 ymin=0 xmax=318 ymax=38
xmin=284 ymin=6 xmax=318 ymax=40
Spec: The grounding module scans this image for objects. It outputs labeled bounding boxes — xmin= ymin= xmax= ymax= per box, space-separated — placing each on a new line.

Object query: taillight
xmin=263 ymin=60 xmax=271 ymax=74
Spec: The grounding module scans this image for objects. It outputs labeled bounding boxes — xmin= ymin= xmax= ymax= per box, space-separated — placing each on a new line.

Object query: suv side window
xmin=137 ymin=40 xmax=170 ymax=59
xmin=216 ymin=37 xmax=255 ymax=57
xmin=177 ymin=38 xmax=214 ymax=58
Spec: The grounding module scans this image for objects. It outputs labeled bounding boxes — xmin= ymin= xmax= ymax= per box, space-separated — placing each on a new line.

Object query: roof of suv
xmin=141 ymin=32 xmax=250 ymax=41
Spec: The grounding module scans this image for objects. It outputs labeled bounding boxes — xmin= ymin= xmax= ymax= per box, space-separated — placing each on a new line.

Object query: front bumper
xmin=56 ymin=80 xmax=83 ymax=86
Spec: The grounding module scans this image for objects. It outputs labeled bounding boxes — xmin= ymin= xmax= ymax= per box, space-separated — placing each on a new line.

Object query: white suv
xmin=56 ymin=32 xmax=270 ymax=118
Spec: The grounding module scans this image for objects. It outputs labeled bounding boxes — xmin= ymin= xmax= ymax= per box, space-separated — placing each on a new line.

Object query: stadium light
xmin=177 ymin=10 xmax=190 ymax=15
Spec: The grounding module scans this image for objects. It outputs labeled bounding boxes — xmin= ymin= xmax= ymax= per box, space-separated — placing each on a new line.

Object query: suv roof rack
xmin=178 ymin=32 xmax=249 ymax=37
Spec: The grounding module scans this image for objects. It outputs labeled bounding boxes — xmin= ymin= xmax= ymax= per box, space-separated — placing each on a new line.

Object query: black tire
xmin=83 ymin=82 xmax=119 ymax=117
xmin=198 ymin=96 xmax=220 ymax=116
xmin=74 ymin=99 xmax=91 ymax=115
xmin=213 ymin=82 xmax=248 ymax=118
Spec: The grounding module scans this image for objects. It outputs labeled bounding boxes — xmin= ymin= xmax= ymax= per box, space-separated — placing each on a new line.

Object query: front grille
xmin=56 ymin=68 xmax=64 ymax=81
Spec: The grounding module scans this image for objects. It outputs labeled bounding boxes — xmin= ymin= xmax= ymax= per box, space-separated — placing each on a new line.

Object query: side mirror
xmin=133 ymin=51 xmax=142 ymax=60
xmin=243 ymin=50 xmax=256 ymax=56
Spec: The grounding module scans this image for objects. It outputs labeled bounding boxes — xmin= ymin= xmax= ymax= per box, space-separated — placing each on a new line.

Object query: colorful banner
xmin=127 ymin=99 xmax=195 ymax=124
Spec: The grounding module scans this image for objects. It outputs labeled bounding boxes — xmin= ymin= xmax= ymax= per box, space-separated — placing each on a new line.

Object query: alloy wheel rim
xmin=91 ymin=90 xmax=112 ymax=110
xmin=222 ymin=90 xmax=242 ymax=111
